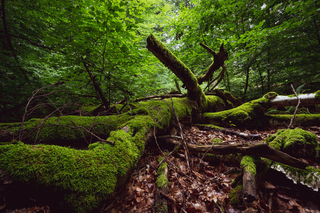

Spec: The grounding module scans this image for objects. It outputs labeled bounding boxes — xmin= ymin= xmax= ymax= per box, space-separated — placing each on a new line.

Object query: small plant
xmin=229 ymin=120 xmax=236 ymax=127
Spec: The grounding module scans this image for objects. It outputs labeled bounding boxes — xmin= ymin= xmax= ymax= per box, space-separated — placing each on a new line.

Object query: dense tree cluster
xmin=1 ymin=0 xmax=319 ymax=115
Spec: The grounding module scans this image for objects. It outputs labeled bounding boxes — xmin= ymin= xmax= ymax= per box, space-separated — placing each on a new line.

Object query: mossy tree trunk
xmin=146 ymin=34 xmax=208 ymax=111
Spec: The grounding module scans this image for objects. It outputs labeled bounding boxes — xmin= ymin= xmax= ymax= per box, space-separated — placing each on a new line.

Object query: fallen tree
xmin=0 ymin=34 xmax=319 ymax=212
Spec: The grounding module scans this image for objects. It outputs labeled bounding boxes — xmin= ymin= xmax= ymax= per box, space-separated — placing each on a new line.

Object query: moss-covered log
xmin=155 ymin=156 xmax=169 ymax=213
xmin=268 ymin=114 xmax=320 ymax=127
xmin=202 ymin=92 xmax=277 ymax=128
xmin=265 ymin=128 xmax=319 ymax=162
xmin=0 ymin=98 xmax=195 ymax=212
xmin=146 ymin=34 xmax=209 ymax=111
xmin=241 ymin=156 xmax=258 ymax=204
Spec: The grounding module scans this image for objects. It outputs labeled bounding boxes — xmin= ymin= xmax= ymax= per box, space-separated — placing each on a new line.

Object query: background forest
xmin=1 ymin=0 xmax=320 ymax=119
xmin=1 ymin=1 xmax=320 ymax=212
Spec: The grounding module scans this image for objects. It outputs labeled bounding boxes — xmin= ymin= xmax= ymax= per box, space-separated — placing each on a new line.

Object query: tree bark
xmin=197 ymin=43 xmax=229 ymax=85
xmin=146 ymin=34 xmax=207 ymax=109
xmin=82 ymin=58 xmax=110 ymax=110
xmin=166 ymin=139 xmax=308 ymax=169
xmin=243 ymin=167 xmax=257 ymax=203
xmin=270 ymin=93 xmax=320 ymax=108
xmin=242 ymin=65 xmax=250 ymax=102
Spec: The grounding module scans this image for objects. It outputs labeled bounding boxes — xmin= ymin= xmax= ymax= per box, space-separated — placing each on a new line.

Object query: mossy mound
xmin=0 ymin=111 xmax=154 ymax=213
xmin=229 ymin=185 xmax=243 ymax=207
xmin=0 ymin=140 xmax=140 ymax=212
xmin=265 ymin=128 xmax=319 ymax=160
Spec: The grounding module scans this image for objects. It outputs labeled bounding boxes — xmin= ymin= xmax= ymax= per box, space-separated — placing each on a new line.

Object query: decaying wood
xmin=155 ymin=164 xmax=169 ymax=213
xmin=271 ymin=93 xmax=320 ymax=108
xmin=166 ymin=140 xmax=308 ymax=169
xmin=197 ymin=43 xmax=229 ymax=85
xmin=243 ymin=167 xmax=258 ymax=204
xmin=198 ymin=125 xmax=262 ymax=139
xmin=146 ymin=34 xmax=209 ymax=109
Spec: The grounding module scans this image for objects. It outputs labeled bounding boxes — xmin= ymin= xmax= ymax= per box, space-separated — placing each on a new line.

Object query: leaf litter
xmin=103 ymin=125 xmax=320 ymax=213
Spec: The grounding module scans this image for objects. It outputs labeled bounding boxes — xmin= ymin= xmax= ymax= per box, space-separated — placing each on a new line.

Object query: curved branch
xmin=167 ymin=139 xmax=308 ymax=169
xmin=197 ymin=43 xmax=229 ymax=85
xmin=146 ymin=34 xmax=206 ymax=107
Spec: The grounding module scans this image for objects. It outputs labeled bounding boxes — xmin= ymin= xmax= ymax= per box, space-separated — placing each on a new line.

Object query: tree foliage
xmin=1 ymin=0 xmax=319 ymax=119
xmin=0 ymin=0 xmax=174 ymax=120
xmin=167 ymin=0 xmax=320 ymax=100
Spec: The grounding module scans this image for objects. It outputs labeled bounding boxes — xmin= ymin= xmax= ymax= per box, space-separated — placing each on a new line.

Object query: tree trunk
xmin=146 ymin=34 xmax=206 ymax=108
xmin=82 ymin=58 xmax=110 ymax=110
xmin=271 ymin=93 xmax=320 ymax=107
xmin=242 ymin=65 xmax=250 ymax=102
xmin=146 ymin=34 xmax=229 ymax=113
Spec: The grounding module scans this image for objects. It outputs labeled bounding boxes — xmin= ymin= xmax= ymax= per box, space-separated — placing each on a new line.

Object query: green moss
xmin=154 ymin=202 xmax=168 ymax=212
xmin=206 ymin=95 xmax=226 ymax=111
xmin=202 ymin=95 xmax=272 ymax=127
xmin=156 ymin=157 xmax=170 ymax=189
xmin=0 ymin=115 xmax=134 ymax=144
xmin=265 ymin=128 xmax=319 ymax=159
xmin=315 ymin=90 xmax=320 ymax=100
xmin=240 ymin=155 xmax=259 ymax=175
xmin=0 ymin=113 xmax=152 ymax=213
xmin=211 ymin=138 xmax=224 ymax=144
xmin=195 ymin=124 xmax=223 ymax=129
xmin=0 ymin=142 xmax=124 ymax=212
xmin=0 ymin=97 xmax=195 ymax=145
xmin=81 ymin=105 xmax=99 ymax=113
xmin=263 ymin=92 xmax=278 ymax=99
xmin=229 ymin=185 xmax=243 ymax=207
xmin=268 ymin=114 xmax=320 ymax=127
xmin=0 ymin=97 xmax=197 ymax=212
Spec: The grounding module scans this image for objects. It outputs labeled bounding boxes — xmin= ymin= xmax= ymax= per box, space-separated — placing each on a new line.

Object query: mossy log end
xmin=240 ymin=156 xmax=259 ymax=206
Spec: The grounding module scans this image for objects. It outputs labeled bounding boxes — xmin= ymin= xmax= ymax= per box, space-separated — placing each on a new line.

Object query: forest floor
xmin=2 ymin=125 xmax=320 ymax=213
xmin=101 ymin=125 xmax=320 ymax=213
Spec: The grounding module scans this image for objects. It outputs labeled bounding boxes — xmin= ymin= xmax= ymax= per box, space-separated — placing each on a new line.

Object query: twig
xmin=69 ymin=119 xmax=114 ymax=145
xmin=204 ymin=64 xmax=226 ymax=91
xmin=288 ymin=84 xmax=300 ymax=129
xmin=195 ymin=142 xmax=215 ymax=172
xmin=158 ymin=135 xmax=182 ymax=139
xmin=19 ymin=84 xmax=59 ymax=141
xmin=149 ymin=107 xmax=193 ymax=180
xmin=170 ymin=97 xmax=191 ymax=172
xmin=159 ymin=191 xmax=180 ymax=205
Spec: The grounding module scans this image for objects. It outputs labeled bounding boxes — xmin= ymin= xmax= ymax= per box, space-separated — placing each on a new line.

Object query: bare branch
xmin=288 ymin=84 xmax=301 ymax=129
